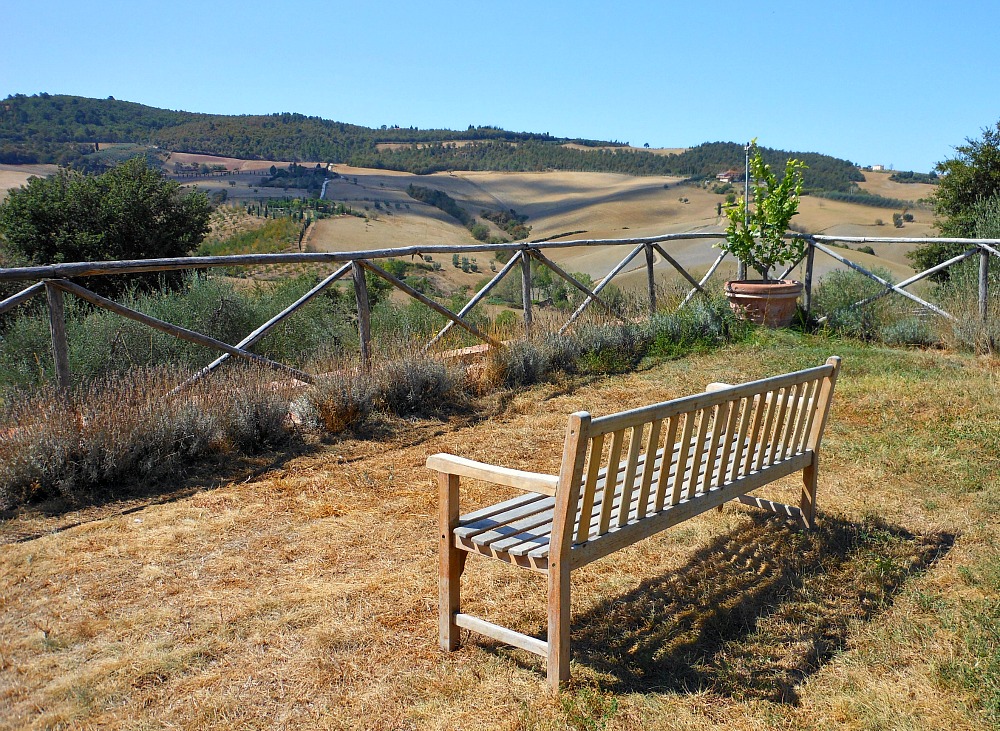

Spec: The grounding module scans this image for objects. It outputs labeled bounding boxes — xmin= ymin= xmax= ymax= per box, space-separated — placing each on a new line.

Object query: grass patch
xmin=1 ymin=338 xmax=999 ymax=729
xmin=0 ymin=273 xmax=356 ymax=391
xmin=570 ymin=515 xmax=951 ymax=703
xmin=196 ymin=216 xmax=302 ymax=257
xmin=810 ymin=265 xmax=1000 ymax=354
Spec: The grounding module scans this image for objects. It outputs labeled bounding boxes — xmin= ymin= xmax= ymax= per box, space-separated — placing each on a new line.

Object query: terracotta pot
xmin=724 ymin=279 xmax=804 ymax=328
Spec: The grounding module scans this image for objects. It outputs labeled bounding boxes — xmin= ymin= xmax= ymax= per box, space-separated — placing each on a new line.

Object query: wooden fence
xmin=0 ymin=232 xmax=997 ymax=391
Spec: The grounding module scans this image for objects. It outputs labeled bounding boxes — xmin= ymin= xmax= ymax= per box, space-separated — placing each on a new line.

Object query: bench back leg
xmin=546 ymin=559 xmax=572 ymax=691
xmin=439 ymin=472 xmax=462 ymax=651
xmin=800 ymin=455 xmax=818 ymax=530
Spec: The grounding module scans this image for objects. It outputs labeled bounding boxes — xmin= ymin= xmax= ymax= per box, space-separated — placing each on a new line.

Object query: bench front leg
xmin=800 ymin=453 xmax=818 ymax=530
xmin=439 ymin=471 xmax=462 ymax=651
xmin=546 ymin=559 xmax=571 ymax=691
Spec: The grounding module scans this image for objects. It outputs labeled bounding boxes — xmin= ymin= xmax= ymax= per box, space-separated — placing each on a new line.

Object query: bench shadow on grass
xmin=497 ymin=512 xmax=953 ymax=704
xmin=571 ymin=512 xmax=952 ymax=703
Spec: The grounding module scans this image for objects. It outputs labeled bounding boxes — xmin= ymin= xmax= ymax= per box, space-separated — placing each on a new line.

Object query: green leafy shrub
xmin=648 ymin=295 xmax=747 ymax=357
xmin=222 ymin=372 xmax=296 ymax=453
xmin=0 ymin=157 xmax=211 ymax=297
xmin=0 ymin=274 xmax=353 ymax=390
xmin=721 ymin=140 xmax=807 ymax=281
xmin=577 ymin=322 xmax=650 ymax=374
xmin=879 ymin=318 xmax=937 ymax=347
xmin=0 ymin=286 xmax=757 ymax=510
xmin=813 ymin=268 xmax=901 ymax=341
xmin=481 ymin=340 xmax=551 ymax=391
xmin=538 ymin=333 xmax=584 ymax=374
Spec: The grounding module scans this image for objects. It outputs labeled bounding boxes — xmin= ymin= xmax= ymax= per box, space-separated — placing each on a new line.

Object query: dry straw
xmin=1 ymin=340 xmax=997 ymax=730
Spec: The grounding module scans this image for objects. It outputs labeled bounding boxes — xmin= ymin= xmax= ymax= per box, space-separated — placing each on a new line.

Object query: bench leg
xmin=439 ymin=473 xmax=462 ymax=651
xmin=800 ymin=456 xmax=818 ymax=530
xmin=546 ymin=560 xmax=571 ymax=691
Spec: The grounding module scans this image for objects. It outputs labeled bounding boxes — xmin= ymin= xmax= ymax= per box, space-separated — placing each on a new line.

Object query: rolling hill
xmin=2 ymin=93 xmax=866 ymax=192
xmin=0 ymin=94 xmax=940 ymax=292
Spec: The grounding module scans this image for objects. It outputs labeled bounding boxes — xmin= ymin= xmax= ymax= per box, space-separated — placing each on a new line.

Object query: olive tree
xmin=908 ymin=120 xmax=1000 ymax=279
xmin=0 ymin=157 xmax=211 ymax=294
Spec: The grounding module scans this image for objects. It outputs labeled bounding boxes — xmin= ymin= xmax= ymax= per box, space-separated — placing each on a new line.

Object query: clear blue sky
xmin=3 ymin=0 xmax=998 ymax=173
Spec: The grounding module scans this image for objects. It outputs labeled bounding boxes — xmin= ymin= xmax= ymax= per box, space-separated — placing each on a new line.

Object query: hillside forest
xmin=1 ymin=93 xmax=867 ymax=193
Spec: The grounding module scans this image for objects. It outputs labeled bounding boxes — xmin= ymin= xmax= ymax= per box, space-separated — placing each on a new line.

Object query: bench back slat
xmin=768 ymin=387 xmax=792 ymax=463
xmin=635 ymin=418 xmax=662 ymax=520
xmin=551 ymin=357 xmax=841 ymax=560
xmin=729 ymin=396 xmax=754 ymax=483
xmin=744 ymin=393 xmax=768 ymax=474
xmin=616 ymin=425 xmax=645 ymax=528
xmin=789 ymin=382 xmax=814 ymax=457
xmin=653 ymin=415 xmax=679 ymax=512
xmin=778 ymin=384 xmax=799 ymax=460
xmin=575 ymin=433 xmax=605 ymax=544
xmin=687 ymin=408 xmax=711 ymax=500
xmin=672 ymin=412 xmax=695 ymax=505
xmin=755 ymin=388 xmax=780 ymax=471
xmin=597 ymin=429 xmax=625 ymax=534
xmin=716 ymin=399 xmax=740 ymax=486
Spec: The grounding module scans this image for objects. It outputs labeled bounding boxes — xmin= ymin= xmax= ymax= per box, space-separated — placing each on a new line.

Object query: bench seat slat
xmin=455 ymin=494 xmax=555 ymax=538
xmin=457 ymin=491 xmax=549 ymax=523
xmin=478 ymin=509 xmax=558 ymax=552
xmin=460 ymin=442 xmax=809 ymax=561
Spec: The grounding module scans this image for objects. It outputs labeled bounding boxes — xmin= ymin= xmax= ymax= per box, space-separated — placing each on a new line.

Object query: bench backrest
xmin=548 ymin=357 xmax=841 ymax=562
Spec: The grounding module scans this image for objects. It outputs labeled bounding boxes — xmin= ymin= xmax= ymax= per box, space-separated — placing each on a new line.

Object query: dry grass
xmin=2 ymin=337 xmax=999 ymax=730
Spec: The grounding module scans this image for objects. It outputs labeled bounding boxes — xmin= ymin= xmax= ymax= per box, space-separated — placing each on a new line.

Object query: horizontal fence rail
xmin=0 ymin=232 xmax=997 ymax=392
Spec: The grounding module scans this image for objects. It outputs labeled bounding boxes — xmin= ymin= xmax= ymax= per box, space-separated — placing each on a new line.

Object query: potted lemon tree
xmin=720 ymin=140 xmax=808 ymax=327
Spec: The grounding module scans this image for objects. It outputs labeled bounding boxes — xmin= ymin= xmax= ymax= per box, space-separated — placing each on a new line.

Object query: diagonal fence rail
xmin=0 ymin=233 xmax=997 ymax=391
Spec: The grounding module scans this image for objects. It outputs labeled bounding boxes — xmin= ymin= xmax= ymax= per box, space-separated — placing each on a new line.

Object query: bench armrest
xmin=426 ymin=453 xmax=559 ymax=496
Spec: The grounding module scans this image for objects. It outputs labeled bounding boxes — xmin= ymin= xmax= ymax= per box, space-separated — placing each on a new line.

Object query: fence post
xmin=645 ymin=244 xmax=656 ymax=317
xmin=803 ymin=238 xmax=816 ymax=318
xmin=44 ymin=281 xmax=71 ymax=391
xmin=352 ymin=261 xmax=372 ymax=369
xmin=521 ymin=249 xmax=533 ymax=336
xmin=980 ymin=247 xmax=990 ymax=322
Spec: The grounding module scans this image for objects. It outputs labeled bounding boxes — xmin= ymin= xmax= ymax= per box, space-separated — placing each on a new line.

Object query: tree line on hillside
xmin=406 ymin=185 xmax=471 ymax=225
xmin=0 ymin=94 xmax=557 ymax=167
xmin=890 ymin=171 xmax=939 ymax=184
xmin=351 ymin=140 xmax=686 ymax=177
xmin=660 ymin=142 xmax=866 ymax=193
xmin=258 ymin=162 xmax=331 ymax=195
xmin=2 ymin=94 xmax=865 ymax=192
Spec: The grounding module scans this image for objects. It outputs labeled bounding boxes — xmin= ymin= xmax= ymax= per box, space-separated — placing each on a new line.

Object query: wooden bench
xmin=426 ymin=356 xmax=841 ymax=690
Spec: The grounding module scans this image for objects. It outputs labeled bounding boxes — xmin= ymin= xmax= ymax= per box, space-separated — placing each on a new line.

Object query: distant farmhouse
xmin=716 ymin=169 xmax=744 ymax=184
